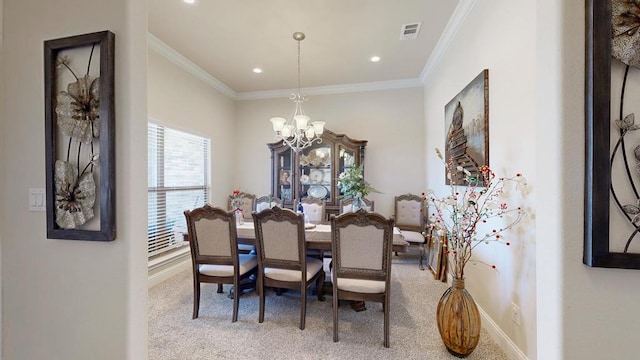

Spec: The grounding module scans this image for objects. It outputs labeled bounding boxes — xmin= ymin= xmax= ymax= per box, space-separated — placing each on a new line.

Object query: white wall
xmin=545 ymin=0 xmax=640 ymax=359
xmin=424 ymin=1 xmax=537 ymax=358
xmin=1 ymin=0 xmax=148 ymax=359
xmin=234 ymin=87 xmax=425 ymax=217
xmin=0 ymin=0 xmax=4 ymax=355
xmin=148 ymin=49 xmax=236 ymax=207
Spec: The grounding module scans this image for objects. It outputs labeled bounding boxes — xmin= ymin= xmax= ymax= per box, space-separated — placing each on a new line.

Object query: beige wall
xmin=546 ymin=0 xmax=640 ymax=359
xmin=4 ymin=1 xmax=640 ymax=359
xmin=234 ymin=88 xmax=425 ymax=217
xmin=0 ymin=0 xmax=4 ymax=355
xmin=148 ymin=49 xmax=236 ymax=207
xmin=1 ymin=0 xmax=148 ymax=359
xmin=424 ymin=0 xmax=537 ymax=358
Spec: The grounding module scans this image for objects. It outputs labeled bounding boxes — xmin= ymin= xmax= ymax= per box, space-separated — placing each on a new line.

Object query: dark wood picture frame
xmin=584 ymin=1 xmax=640 ymax=268
xmin=444 ymin=69 xmax=489 ymax=186
xmin=44 ymin=31 xmax=116 ymax=241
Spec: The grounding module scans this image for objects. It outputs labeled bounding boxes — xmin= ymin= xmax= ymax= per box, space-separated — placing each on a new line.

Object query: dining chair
xmin=255 ymin=195 xmax=284 ymax=212
xmin=183 ymin=205 xmax=258 ymax=321
xmin=330 ymin=209 xmax=394 ymax=347
xmin=339 ymin=197 xmax=375 ymax=213
xmin=296 ymin=197 xmax=326 ymax=224
xmin=392 ymin=193 xmax=427 ymax=270
xmin=227 ymin=192 xmax=256 ymax=222
xmin=252 ymin=206 xmax=326 ymax=330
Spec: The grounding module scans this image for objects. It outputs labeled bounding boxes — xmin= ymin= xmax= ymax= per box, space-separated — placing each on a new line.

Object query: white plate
xmin=323 ymin=170 xmax=331 ymax=184
xmin=309 ymin=169 xmax=323 ymax=183
xmin=308 ymin=185 xmax=328 ymax=199
xmin=299 ymin=174 xmax=310 ymax=184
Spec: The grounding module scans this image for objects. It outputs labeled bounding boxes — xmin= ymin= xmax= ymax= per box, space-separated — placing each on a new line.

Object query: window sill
xmin=148 ymin=244 xmax=190 ymax=271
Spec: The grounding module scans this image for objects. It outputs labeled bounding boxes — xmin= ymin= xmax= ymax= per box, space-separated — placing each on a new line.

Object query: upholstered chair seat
xmin=401 ymin=230 xmax=425 ymax=244
xmin=264 ymin=257 xmax=323 ymax=282
xmin=199 ymin=254 xmax=258 ymax=277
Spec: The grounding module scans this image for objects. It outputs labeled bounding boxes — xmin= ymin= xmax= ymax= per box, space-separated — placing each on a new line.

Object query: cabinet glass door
xmin=299 ymin=144 xmax=332 ymax=202
xmin=277 ymin=151 xmax=293 ymax=202
xmin=337 ymin=145 xmax=357 ymax=197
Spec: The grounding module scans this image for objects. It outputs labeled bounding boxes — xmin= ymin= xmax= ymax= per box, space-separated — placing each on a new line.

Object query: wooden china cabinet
xmin=267 ymin=129 xmax=367 ymax=218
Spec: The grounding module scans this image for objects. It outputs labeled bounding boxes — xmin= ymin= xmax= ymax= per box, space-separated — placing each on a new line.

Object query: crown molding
xmin=236 ymin=78 xmax=423 ymax=100
xmin=420 ymin=0 xmax=478 ymax=84
xmin=148 ymin=32 xmax=423 ymax=100
xmin=147 ymin=33 xmax=238 ymax=99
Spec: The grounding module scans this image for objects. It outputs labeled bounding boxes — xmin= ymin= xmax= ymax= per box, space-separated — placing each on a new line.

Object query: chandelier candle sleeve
xmin=270 ymin=32 xmax=326 ymax=153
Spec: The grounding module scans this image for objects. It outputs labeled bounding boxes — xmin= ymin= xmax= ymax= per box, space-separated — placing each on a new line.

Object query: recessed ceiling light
xmin=370 ymin=56 xmax=381 ymax=62
xmin=183 ymin=0 xmax=196 ymax=4
xmin=253 ymin=68 xmax=263 ymax=74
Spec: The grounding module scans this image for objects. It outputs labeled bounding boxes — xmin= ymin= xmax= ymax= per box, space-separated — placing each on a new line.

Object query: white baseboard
xmin=477 ymin=305 xmax=528 ymax=360
xmin=148 ymin=256 xmax=190 ymax=288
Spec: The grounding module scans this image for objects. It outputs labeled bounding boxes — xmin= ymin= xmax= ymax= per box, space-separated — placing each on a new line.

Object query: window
xmin=148 ymin=123 xmax=210 ymax=257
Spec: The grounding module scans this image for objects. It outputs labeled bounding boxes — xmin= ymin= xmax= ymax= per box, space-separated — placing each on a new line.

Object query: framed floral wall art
xmin=585 ymin=0 xmax=640 ymax=268
xmin=44 ymin=31 xmax=115 ymax=241
xmin=444 ymin=69 xmax=489 ymax=186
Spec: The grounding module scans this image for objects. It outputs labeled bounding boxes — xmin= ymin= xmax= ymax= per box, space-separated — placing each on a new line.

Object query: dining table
xmin=235 ymin=222 xmax=410 ymax=253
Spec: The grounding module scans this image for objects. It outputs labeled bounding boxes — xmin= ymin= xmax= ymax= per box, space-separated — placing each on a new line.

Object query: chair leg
xmin=258 ymin=275 xmax=265 ymax=324
xmin=217 ymin=283 xmax=223 ymax=293
xmin=333 ymin=289 xmax=339 ymax=342
xmin=300 ymin=283 xmax=307 ymax=330
xmin=193 ymin=280 xmax=200 ymax=319
xmin=419 ymin=244 xmax=425 ymax=270
xmin=384 ymin=295 xmax=390 ymax=348
xmin=316 ymin=271 xmax=326 ymax=301
xmin=232 ymin=279 xmax=239 ymax=323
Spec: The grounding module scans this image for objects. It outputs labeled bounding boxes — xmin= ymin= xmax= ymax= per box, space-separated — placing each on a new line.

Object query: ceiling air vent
xmin=399 ymin=22 xmax=422 ymax=40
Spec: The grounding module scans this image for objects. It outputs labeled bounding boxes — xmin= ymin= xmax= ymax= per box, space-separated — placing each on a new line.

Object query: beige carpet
xmin=148 ymin=253 xmax=509 ymax=360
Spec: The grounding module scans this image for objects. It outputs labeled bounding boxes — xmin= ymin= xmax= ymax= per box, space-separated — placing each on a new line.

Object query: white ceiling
xmin=148 ymin=0 xmax=460 ymax=95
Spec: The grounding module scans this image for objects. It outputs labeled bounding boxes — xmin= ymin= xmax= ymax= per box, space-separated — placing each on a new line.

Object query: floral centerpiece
xmin=424 ymin=148 xmax=528 ymax=279
xmin=230 ymin=189 xmax=246 ymax=224
xmin=337 ymin=165 xmax=379 ymax=209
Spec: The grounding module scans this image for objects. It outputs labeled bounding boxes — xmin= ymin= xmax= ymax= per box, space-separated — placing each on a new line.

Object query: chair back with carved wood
xmin=296 ymin=197 xmax=326 ymax=224
xmin=252 ymin=206 xmax=325 ymax=329
xmin=393 ymin=193 xmax=427 ymax=269
xmin=339 ymin=197 xmax=374 ymax=213
xmin=255 ymin=195 xmax=284 ymax=213
xmin=184 ymin=205 xmax=257 ymax=321
xmin=331 ymin=209 xmax=394 ymax=347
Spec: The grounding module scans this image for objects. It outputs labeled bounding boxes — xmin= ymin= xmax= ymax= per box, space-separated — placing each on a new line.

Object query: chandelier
xmin=270 ymin=32 xmax=325 ymax=153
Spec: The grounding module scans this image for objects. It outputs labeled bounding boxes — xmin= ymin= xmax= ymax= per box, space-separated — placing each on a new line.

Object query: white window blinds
xmin=148 ymin=123 xmax=210 ymax=257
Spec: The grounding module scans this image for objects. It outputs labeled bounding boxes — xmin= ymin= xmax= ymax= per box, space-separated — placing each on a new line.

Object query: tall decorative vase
xmin=235 ymin=209 xmax=244 ymax=225
xmin=436 ymin=278 xmax=481 ymax=357
xmin=353 ymin=196 xmax=366 ymax=211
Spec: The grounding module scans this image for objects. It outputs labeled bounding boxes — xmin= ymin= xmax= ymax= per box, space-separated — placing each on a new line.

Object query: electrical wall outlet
xmin=511 ymin=302 xmax=521 ymax=326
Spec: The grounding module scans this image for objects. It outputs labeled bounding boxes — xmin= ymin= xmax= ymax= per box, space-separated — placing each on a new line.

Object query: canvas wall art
xmin=444 ymin=69 xmax=489 ymax=185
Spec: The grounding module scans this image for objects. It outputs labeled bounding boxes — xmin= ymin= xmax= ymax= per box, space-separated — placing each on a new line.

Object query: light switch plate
xmin=29 ymin=188 xmax=46 ymax=212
